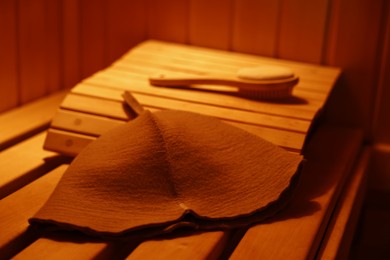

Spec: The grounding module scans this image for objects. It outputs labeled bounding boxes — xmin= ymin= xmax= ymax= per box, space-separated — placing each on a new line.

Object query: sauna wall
xmin=0 ymin=0 xmax=389 ymax=146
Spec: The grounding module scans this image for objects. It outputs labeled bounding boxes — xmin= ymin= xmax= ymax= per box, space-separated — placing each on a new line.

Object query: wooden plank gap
xmin=317 ymin=147 xmax=370 ymax=259
xmin=0 ymin=165 xmax=68 ymax=259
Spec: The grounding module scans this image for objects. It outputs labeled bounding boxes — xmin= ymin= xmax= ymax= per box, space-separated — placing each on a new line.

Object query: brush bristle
xmin=237 ymin=86 xmax=293 ymax=100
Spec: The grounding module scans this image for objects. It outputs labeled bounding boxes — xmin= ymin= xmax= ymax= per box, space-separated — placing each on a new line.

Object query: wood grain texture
xmin=277 ymin=0 xmax=329 ymax=63
xmin=80 ymin=0 xmax=107 ymax=78
xmin=0 ymin=0 xmax=19 ymax=112
xmin=318 ymin=147 xmax=370 ymax=259
xmin=147 ymin=0 xmax=189 ymax=43
xmin=230 ymin=126 xmax=363 ymax=259
xmin=0 ymin=166 xmax=67 ymax=259
xmin=51 ymin=109 xmax=125 ymax=137
xmin=0 ymin=133 xmax=62 ymax=199
xmin=17 ymin=0 xmax=47 ymax=103
xmin=69 ymin=85 xmax=306 ymax=151
xmin=5 ymin=126 xmax=363 ymax=259
xmin=129 ymin=40 xmax=340 ymax=86
xmin=232 ymin=0 xmax=280 ymax=56
xmin=324 ymin=0 xmax=385 ymax=137
xmin=45 ymin=0 xmax=62 ymax=92
xmin=127 ymin=231 xmax=229 ymax=259
xmin=69 ymin=84 xmax=311 ymax=134
xmin=14 ymin=234 xmax=111 ymax=260
xmin=85 ymin=71 xmax=320 ymax=120
xmin=373 ymin=2 xmax=390 ymax=144
xmin=106 ymin=0 xmax=147 ymax=63
xmin=189 ymin=0 xmax=233 ymax=49
xmin=62 ymin=0 xmax=81 ymax=89
xmin=0 ymin=90 xmax=67 ymax=151
xmin=368 ymin=145 xmax=390 ymax=191
xmin=44 ymin=129 xmax=96 ymax=157
xmin=44 ymin=40 xmax=340 ymax=155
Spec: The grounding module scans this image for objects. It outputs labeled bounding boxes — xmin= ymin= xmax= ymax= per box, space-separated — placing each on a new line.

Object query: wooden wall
xmin=0 ymin=0 xmax=147 ymax=113
xmin=0 ymin=0 xmax=389 ymax=145
xmin=373 ymin=1 xmax=390 ymax=145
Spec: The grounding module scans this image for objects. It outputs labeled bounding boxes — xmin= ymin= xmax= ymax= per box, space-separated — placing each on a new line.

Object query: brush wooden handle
xmin=149 ymin=73 xmax=299 ymax=91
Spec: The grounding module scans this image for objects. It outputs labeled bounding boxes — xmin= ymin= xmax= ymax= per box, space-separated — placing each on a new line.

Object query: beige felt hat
xmin=30 ymin=110 xmax=303 ymax=238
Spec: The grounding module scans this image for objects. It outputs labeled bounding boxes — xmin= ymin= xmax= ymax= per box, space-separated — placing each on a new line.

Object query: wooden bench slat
xmin=3 ymin=40 xmax=348 ymax=259
xmin=2 ymin=164 xmax=133 ymax=260
xmin=0 ymin=91 xmax=67 ymax=151
xmin=0 ymin=165 xmax=67 ymax=259
xmin=0 ymin=133 xmax=65 ymax=199
xmin=44 ymin=40 xmax=338 ymax=156
xmin=63 ymin=91 xmax=310 ymax=134
xmin=44 ymin=129 xmax=96 ymax=157
xmin=48 ymin=109 xmax=304 ymax=154
xmin=51 ymin=109 xmax=126 ymax=136
xmin=127 ymin=231 xmax=229 ymax=260
xmin=318 ymin=147 xmax=370 ymax=259
xmin=83 ymin=72 xmax=318 ymax=120
xmin=125 ymin=40 xmax=341 ymax=85
xmin=229 ymin=126 xmax=363 ymax=259
xmin=60 ymin=93 xmax=130 ymax=120
xmin=119 ymin=51 xmax=334 ymax=96
xmin=18 ymin=126 xmax=361 ymax=259
xmin=107 ymin=62 xmax=329 ymax=102
xmin=13 ymin=235 xmax=108 ymax=260
xmin=74 ymin=83 xmax=312 ymax=133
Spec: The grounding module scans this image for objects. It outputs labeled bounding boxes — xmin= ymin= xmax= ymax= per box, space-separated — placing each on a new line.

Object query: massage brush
xmin=149 ymin=65 xmax=299 ymax=99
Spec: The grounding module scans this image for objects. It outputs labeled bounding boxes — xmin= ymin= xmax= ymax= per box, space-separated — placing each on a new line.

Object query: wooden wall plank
xmin=277 ymin=0 xmax=329 ymax=63
xmin=147 ymin=0 xmax=189 ymax=44
xmin=373 ymin=1 xmax=390 ymax=144
xmin=45 ymin=0 xmax=62 ymax=93
xmin=62 ymin=0 xmax=81 ymax=89
xmin=80 ymin=0 xmax=107 ymax=78
xmin=0 ymin=0 xmax=19 ymax=112
xmin=232 ymin=0 xmax=280 ymax=56
xmin=17 ymin=0 xmax=47 ymax=104
xmin=324 ymin=0 xmax=385 ymax=138
xmin=189 ymin=0 xmax=233 ymax=50
xmin=106 ymin=0 xmax=147 ymax=63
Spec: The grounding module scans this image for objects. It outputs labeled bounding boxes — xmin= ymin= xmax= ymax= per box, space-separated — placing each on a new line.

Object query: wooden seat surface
xmin=43 ymin=40 xmax=341 ymax=156
xmin=0 ymin=40 xmax=367 ymax=259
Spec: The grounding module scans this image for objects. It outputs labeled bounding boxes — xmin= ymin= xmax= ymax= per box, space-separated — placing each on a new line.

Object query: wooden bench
xmin=0 ymin=41 xmax=368 ymax=259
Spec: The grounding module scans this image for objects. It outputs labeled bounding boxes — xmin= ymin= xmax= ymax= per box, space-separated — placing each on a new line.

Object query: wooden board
xmin=0 ymin=0 xmax=18 ymax=113
xmin=189 ymin=0 xmax=233 ymax=50
xmin=45 ymin=0 xmax=62 ymax=93
xmin=318 ymin=147 xmax=370 ymax=259
xmin=62 ymin=0 xmax=82 ymax=89
xmin=0 ymin=40 xmax=366 ymax=259
xmin=0 ymin=90 xmax=67 ymax=151
xmin=106 ymin=0 xmax=147 ymax=63
xmin=44 ymin=40 xmax=341 ymax=156
xmin=5 ymin=126 xmax=363 ymax=259
xmin=147 ymin=0 xmax=188 ymax=43
xmin=17 ymin=0 xmax=47 ymax=104
xmin=232 ymin=0 xmax=279 ymax=56
xmin=0 ymin=166 xmax=67 ymax=259
xmin=0 ymin=133 xmax=63 ymax=199
xmin=277 ymin=0 xmax=329 ymax=63
xmin=79 ymin=0 xmax=107 ymax=78
xmin=229 ymin=126 xmax=363 ymax=259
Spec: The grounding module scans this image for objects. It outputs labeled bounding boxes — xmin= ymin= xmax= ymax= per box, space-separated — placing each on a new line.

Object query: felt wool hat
xmin=30 ymin=110 xmax=303 ymax=238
